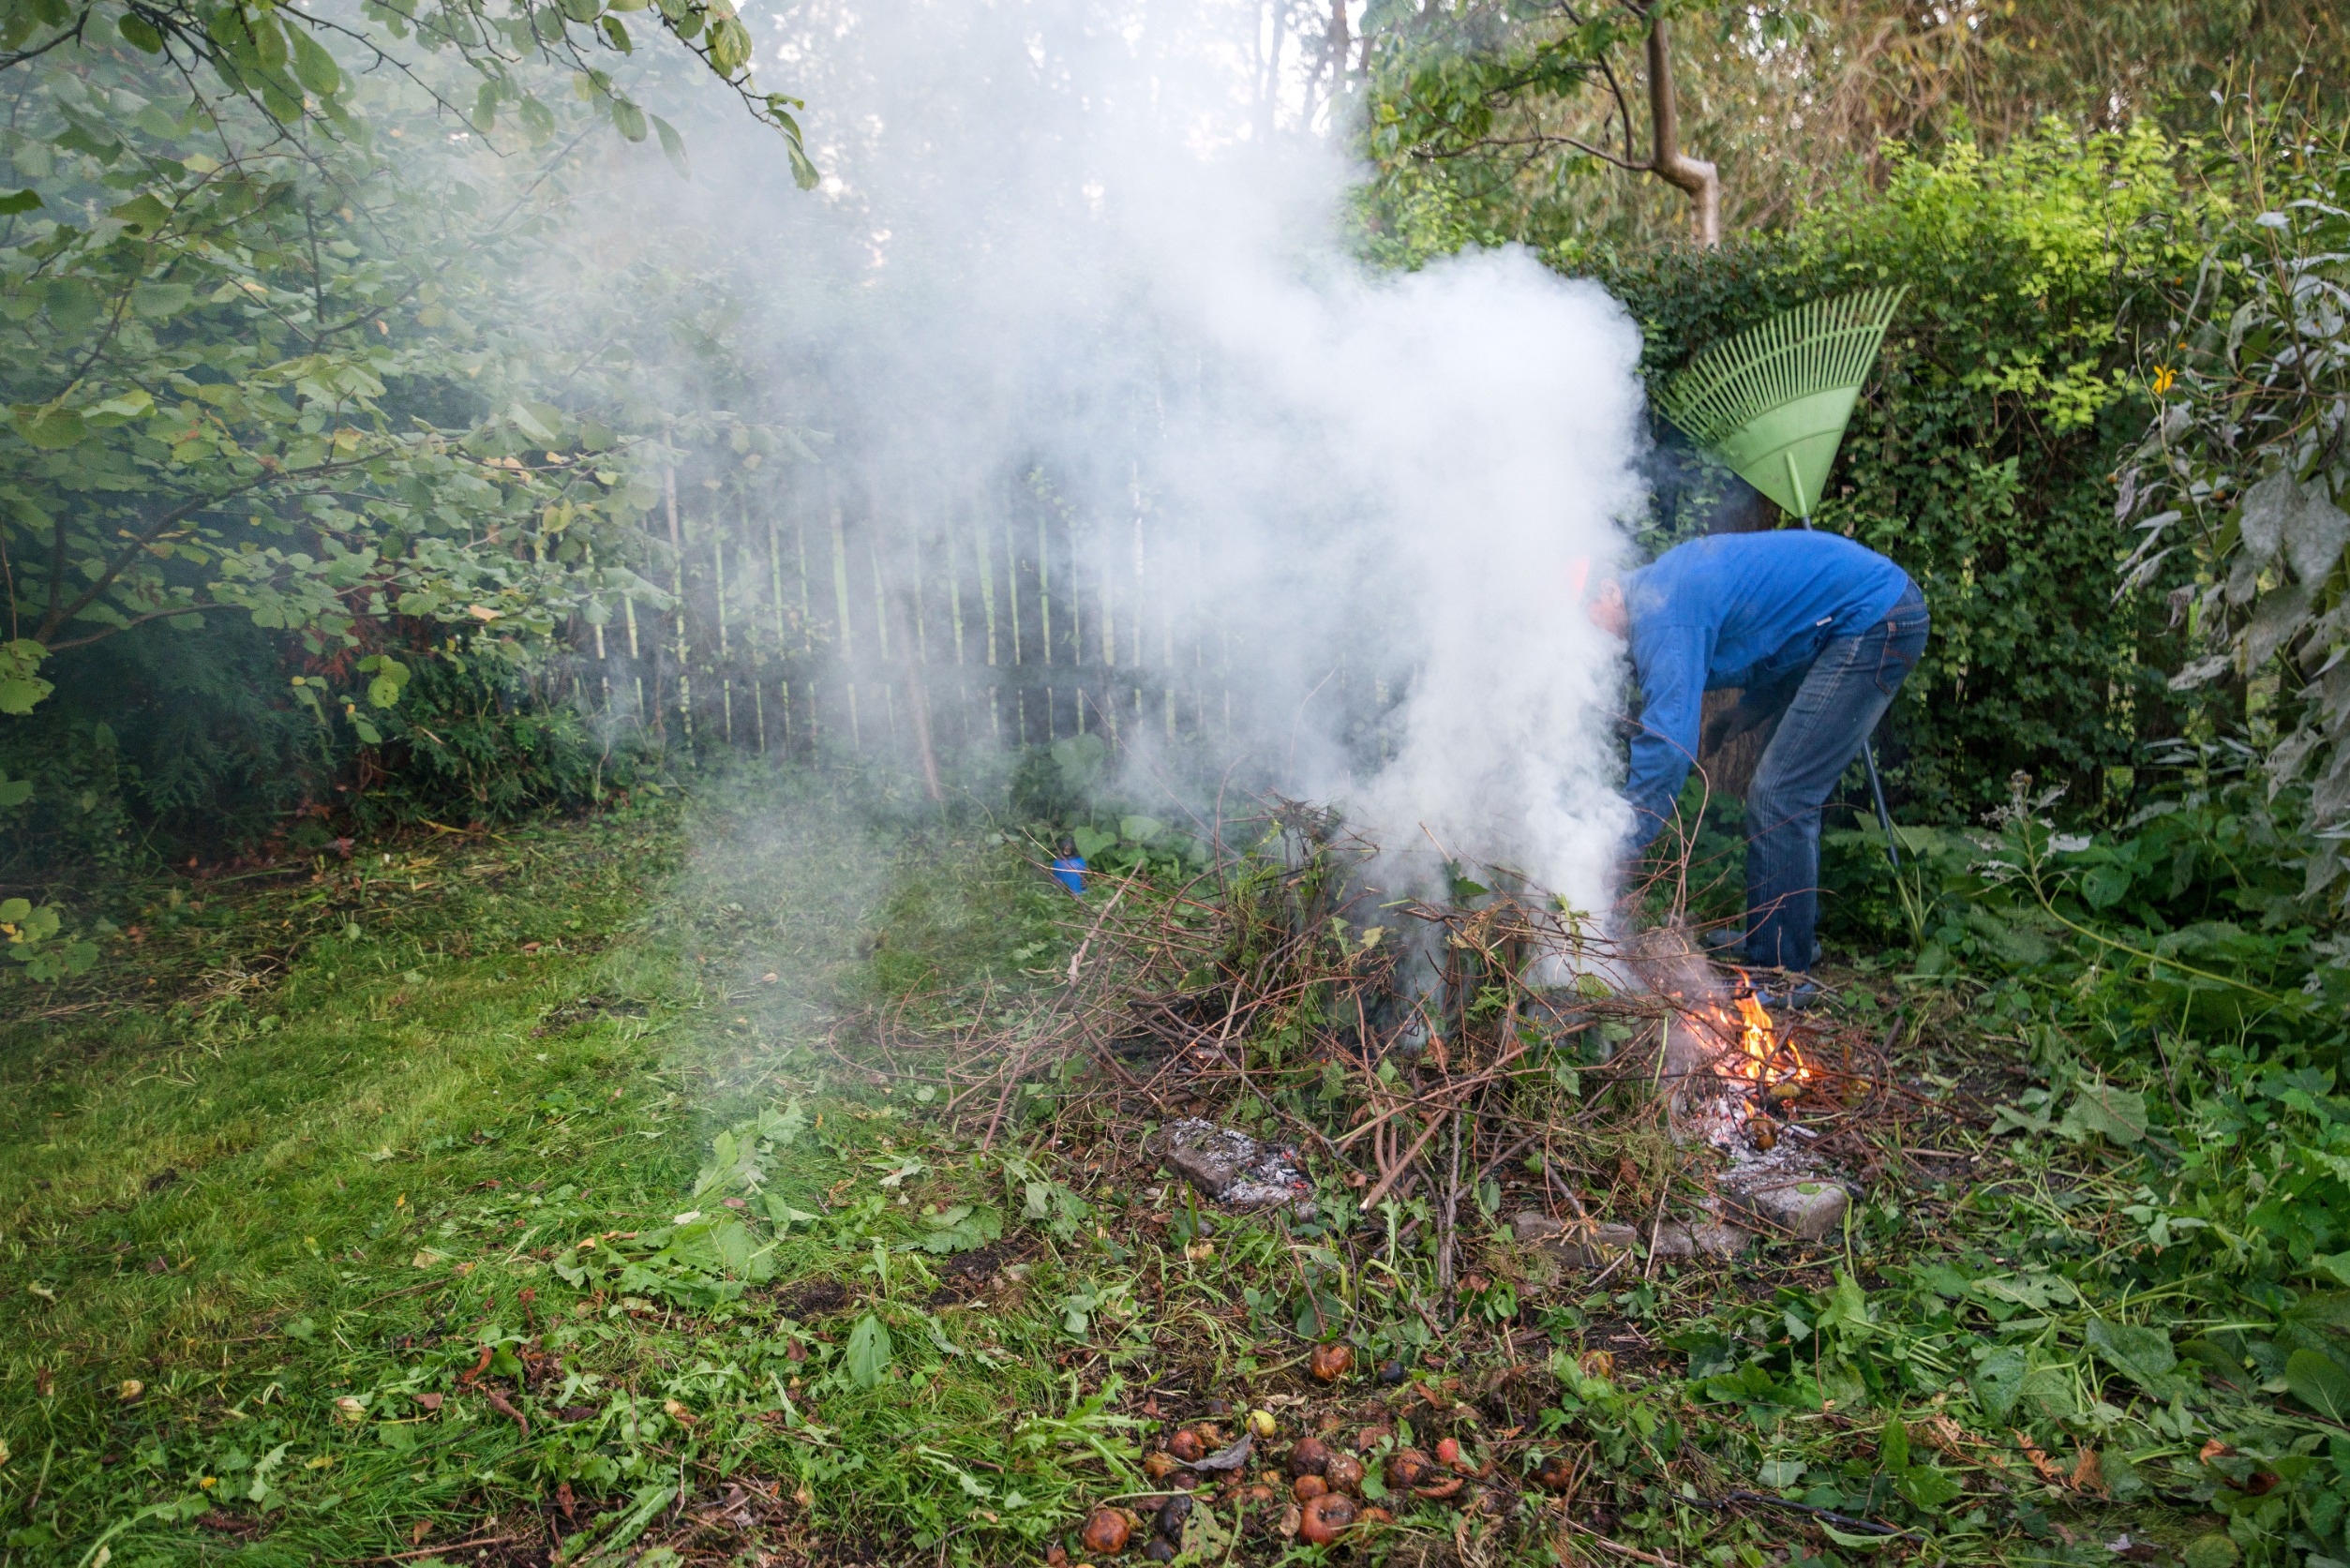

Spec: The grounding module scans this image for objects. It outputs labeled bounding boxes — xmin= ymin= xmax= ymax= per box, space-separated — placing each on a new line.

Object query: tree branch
xmin=33 ymin=455 xmax=367 ymax=646
xmin=1644 ymin=12 xmax=1719 ymax=247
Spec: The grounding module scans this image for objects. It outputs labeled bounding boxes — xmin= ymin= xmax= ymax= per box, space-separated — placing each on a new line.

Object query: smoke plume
xmin=618 ymin=0 xmax=1650 ymax=913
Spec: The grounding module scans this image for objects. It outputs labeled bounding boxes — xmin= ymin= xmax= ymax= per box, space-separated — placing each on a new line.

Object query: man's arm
xmin=1623 ymin=622 xmax=1708 ymax=853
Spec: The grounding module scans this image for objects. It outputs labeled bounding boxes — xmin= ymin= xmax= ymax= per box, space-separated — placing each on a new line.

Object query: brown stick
xmin=1559 ymin=1516 xmax=1688 ymax=1568
xmin=342 ymin=1536 xmax=516 ymax=1565
xmin=1358 ymin=1107 xmax=1450 ymax=1212
xmin=1436 ymin=1106 xmax=1463 ymax=1306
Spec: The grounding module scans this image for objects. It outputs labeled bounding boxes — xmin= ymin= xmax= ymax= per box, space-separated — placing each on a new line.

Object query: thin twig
xmin=1560 ymin=1516 xmax=1688 ymax=1568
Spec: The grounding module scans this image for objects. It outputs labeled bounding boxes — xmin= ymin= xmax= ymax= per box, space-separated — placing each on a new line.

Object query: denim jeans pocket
xmin=1874 ymin=612 xmax=1929 ymax=696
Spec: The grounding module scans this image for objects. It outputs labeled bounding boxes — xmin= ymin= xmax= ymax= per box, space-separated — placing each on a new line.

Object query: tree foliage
xmin=0 ymin=0 xmax=809 ymax=945
xmin=1355 ymin=0 xmax=2348 ymax=255
xmin=0 ymin=0 xmax=816 ymax=173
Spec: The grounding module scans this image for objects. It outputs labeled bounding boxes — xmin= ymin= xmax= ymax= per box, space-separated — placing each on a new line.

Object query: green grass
xmin=0 ymin=775 xmax=1126 ymax=1565
xmin=3 ymin=768 xmax=2339 ymax=1568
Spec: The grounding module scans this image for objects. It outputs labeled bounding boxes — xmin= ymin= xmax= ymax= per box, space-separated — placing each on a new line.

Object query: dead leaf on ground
xmin=2015 ymin=1431 xmax=2068 ymax=1486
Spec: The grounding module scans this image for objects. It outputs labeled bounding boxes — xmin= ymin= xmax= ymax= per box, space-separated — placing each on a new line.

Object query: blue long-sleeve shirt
xmin=1621 ymin=531 xmax=1912 ymax=850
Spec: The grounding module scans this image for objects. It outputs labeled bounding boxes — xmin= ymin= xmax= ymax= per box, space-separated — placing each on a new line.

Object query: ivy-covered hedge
xmin=1588 ymin=127 xmax=2192 ymax=825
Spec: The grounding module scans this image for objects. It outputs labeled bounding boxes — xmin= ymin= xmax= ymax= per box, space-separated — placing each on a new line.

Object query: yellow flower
xmin=2150 ymin=366 xmax=2178 ymax=395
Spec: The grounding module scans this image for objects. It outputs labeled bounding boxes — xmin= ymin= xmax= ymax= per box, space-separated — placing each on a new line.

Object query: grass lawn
xmin=1 ymin=774 xmax=1115 ymax=1565
xmin=0 ymin=769 xmax=2316 ymax=1568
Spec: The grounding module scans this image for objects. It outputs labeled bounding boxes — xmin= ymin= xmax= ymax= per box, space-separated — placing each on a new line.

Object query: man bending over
xmin=1587 ymin=530 xmax=1929 ymax=998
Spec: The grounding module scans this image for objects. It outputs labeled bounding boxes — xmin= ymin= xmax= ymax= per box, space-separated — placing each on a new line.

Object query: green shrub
xmin=1598 ymin=125 xmax=2196 ymax=826
xmin=350 ymin=655 xmax=654 ymax=830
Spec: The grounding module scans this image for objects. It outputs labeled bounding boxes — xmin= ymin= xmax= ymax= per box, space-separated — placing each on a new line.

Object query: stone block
xmin=1652 ymin=1220 xmax=1752 ymax=1261
xmin=1723 ymin=1174 xmax=1849 ymax=1241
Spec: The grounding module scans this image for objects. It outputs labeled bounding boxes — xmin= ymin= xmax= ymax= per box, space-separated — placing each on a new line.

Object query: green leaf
xmin=10 ymin=404 xmax=83 ymax=450
xmin=84 ymin=388 xmax=156 ymax=421
xmin=1970 ymin=1272 xmax=2077 ymax=1309
xmin=0 ymin=640 xmax=53 ymax=714
xmin=707 ymin=15 xmax=750 ymax=73
xmin=2058 ymin=1079 xmax=2148 ymax=1145
xmin=2085 ymin=1317 xmax=2180 ymax=1398
xmin=509 ymin=402 xmax=564 ymax=443
xmin=2081 ymin=864 xmax=2132 ymax=908
xmin=610 ymin=97 xmax=648 ymax=142
xmin=1049 ymin=732 xmax=1105 ymax=788
xmin=1895 ymin=1461 xmax=1963 ymax=1510
xmin=1819 ymin=1523 xmax=1891 ymax=1552
xmin=289 ymin=26 xmax=342 ymax=96
xmin=0 ymin=188 xmax=41 ymax=215
xmin=41 ymin=277 xmax=97 ymax=336
xmin=108 ymin=194 xmax=172 ymax=235
xmin=1070 ymin=826 xmax=1113 ymax=859
xmin=116 ymin=11 xmax=164 ymax=51
xmin=787 ymin=140 xmax=820 ymax=191
xmin=1118 ymin=815 xmax=1166 ymax=844
xmin=843 ymin=1313 xmax=891 ymax=1389
xmin=2285 ymin=1349 xmax=2350 ymax=1422
xmin=1879 ymin=1414 xmax=1909 ymax=1472
xmin=1972 ymin=1347 xmax=2027 ymax=1422
xmin=651 ymin=114 xmax=686 ymax=170
xmin=131 ymin=278 xmax=193 ymax=320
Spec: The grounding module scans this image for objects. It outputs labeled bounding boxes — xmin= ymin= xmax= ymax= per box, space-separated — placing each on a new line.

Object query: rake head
xmin=1654 ymin=287 xmax=1907 ymax=519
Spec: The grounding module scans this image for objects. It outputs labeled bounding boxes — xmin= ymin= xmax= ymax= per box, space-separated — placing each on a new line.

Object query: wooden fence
xmin=566 ymin=457 xmax=1263 ymax=782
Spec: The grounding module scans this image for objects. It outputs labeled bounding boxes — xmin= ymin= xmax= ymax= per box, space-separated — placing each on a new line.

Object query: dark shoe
xmin=1754 ymin=975 xmax=1821 ymax=1013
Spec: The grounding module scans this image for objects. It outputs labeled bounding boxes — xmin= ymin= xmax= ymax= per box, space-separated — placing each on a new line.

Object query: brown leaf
xmin=1911 ymin=1413 xmax=1971 ymax=1458
xmin=482 ymin=1387 xmax=530 ymax=1439
xmin=2014 ymin=1431 xmax=2068 ymax=1485
xmin=2070 ymin=1447 xmax=2105 ymax=1495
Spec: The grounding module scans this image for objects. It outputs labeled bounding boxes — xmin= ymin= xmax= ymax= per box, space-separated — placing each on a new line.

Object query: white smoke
xmin=623 ymin=0 xmax=1647 ymax=912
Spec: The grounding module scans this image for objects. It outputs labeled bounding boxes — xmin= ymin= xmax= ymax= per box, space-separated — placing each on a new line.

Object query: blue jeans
xmin=1744 ymin=585 xmax=1929 ymax=972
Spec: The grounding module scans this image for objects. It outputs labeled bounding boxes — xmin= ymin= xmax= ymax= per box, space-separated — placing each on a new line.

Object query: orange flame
xmin=1713 ymin=992 xmax=1809 ymax=1091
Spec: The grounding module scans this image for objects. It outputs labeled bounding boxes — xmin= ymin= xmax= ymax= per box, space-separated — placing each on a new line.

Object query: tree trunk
xmin=1645 ymin=15 xmax=1721 ymax=248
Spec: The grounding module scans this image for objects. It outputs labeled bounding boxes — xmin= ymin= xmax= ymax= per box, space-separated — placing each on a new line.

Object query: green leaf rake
xmin=1656 ymin=286 xmax=1910 ymax=868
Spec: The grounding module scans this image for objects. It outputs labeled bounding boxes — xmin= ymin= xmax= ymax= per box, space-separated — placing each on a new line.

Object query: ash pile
xmin=1664 ymin=986 xmax=1854 ymax=1245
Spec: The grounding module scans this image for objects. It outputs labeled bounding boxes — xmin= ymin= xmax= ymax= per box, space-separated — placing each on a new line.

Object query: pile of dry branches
xmin=853 ymin=800 xmax=1920 ymax=1281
